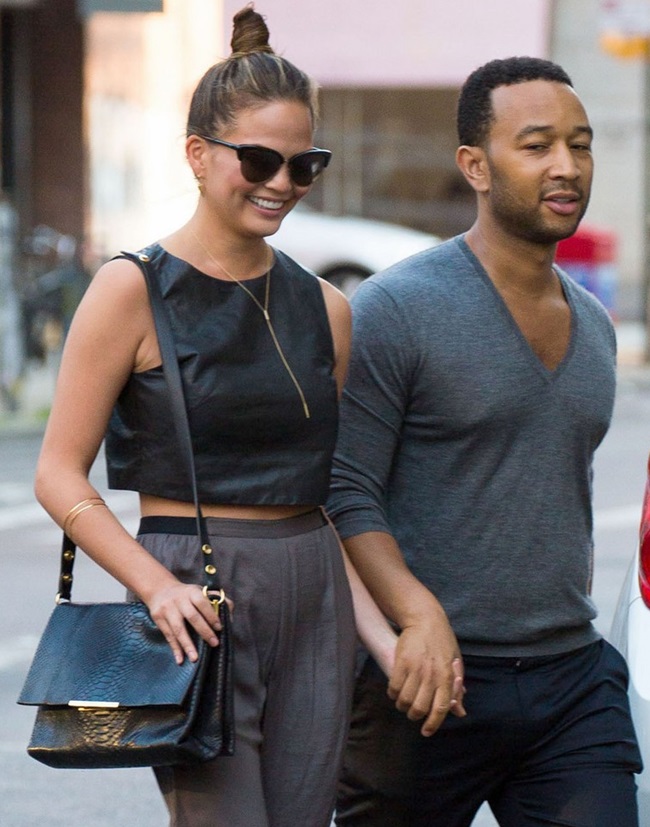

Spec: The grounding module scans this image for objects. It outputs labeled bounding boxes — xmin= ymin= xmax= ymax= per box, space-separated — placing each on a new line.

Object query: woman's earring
xmin=195 ymin=175 xmax=205 ymax=196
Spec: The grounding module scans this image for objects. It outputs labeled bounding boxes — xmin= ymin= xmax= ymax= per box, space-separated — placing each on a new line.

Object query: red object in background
xmin=639 ymin=455 xmax=650 ymax=609
xmin=556 ymin=224 xmax=617 ymax=264
xmin=555 ymin=224 xmax=618 ymax=315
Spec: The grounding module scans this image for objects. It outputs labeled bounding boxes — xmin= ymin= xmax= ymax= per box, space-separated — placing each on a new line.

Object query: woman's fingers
xmin=449 ymin=657 xmax=467 ymax=717
xmin=149 ymin=584 xmax=224 ymax=664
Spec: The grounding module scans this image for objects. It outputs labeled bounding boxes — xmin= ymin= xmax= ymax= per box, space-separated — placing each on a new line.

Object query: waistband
xmin=138 ymin=508 xmax=327 ymax=539
xmin=461 ymin=640 xmax=601 ymax=670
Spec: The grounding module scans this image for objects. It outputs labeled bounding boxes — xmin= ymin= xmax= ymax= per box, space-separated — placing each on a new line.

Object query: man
xmin=327 ymin=57 xmax=642 ymax=827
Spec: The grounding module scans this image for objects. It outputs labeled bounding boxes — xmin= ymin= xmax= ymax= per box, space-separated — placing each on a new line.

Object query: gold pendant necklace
xmin=190 ymin=229 xmax=310 ymax=419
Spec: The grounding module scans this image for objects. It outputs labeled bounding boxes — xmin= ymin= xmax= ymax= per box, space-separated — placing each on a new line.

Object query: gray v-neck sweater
xmin=327 ymin=235 xmax=616 ymax=657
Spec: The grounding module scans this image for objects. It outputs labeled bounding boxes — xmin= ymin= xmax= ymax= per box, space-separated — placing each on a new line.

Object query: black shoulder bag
xmin=17 ymin=250 xmax=235 ymax=768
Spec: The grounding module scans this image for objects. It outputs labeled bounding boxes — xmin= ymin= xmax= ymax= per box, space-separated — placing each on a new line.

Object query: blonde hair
xmin=186 ymin=4 xmax=318 ymax=138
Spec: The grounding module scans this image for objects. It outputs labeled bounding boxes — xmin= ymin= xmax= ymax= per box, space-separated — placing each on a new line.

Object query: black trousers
xmin=336 ymin=639 xmax=642 ymax=827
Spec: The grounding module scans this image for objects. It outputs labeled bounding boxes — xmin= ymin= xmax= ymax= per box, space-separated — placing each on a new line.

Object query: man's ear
xmin=456 ymin=145 xmax=490 ymax=193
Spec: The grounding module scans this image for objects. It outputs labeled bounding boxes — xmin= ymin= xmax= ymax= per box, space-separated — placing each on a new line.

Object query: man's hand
xmin=341 ymin=531 xmax=466 ymax=735
xmin=387 ymin=617 xmax=466 ymax=737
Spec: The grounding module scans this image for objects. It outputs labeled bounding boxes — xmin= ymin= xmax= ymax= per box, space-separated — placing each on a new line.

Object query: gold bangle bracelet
xmin=65 ymin=502 xmax=107 ymax=535
xmin=62 ymin=497 xmax=106 ymax=536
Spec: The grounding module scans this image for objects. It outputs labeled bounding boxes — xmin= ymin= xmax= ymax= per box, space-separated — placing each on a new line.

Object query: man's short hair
xmin=457 ymin=57 xmax=573 ymax=147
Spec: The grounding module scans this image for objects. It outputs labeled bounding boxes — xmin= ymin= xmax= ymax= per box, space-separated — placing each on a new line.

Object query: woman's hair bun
xmin=187 ymin=2 xmax=317 ymax=138
xmin=231 ymin=4 xmax=274 ymax=57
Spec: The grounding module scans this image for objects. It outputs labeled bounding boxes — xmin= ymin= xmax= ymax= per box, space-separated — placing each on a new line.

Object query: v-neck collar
xmin=457 ymin=235 xmax=576 ymax=381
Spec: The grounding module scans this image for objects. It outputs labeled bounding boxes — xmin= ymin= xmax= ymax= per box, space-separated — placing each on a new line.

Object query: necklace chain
xmin=190 ymin=229 xmax=310 ymax=419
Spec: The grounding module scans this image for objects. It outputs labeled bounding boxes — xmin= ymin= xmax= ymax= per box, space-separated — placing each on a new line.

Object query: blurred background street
xmin=3 ymin=0 xmax=650 ymax=426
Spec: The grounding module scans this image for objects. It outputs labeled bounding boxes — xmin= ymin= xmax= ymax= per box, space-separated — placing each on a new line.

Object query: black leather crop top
xmin=105 ymin=243 xmax=339 ymax=505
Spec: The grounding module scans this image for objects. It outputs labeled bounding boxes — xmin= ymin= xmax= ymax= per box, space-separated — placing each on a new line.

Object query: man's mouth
xmin=542 ymin=191 xmax=581 ymax=216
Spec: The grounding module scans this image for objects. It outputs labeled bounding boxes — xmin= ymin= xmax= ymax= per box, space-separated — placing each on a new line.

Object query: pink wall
xmin=224 ymin=0 xmax=551 ymax=87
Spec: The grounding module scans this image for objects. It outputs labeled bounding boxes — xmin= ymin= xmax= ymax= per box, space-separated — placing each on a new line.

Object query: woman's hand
xmin=146 ymin=582 xmax=226 ymax=665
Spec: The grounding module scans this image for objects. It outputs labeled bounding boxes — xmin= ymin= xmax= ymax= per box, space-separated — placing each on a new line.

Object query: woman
xmin=34 ymin=6 xmax=397 ymax=827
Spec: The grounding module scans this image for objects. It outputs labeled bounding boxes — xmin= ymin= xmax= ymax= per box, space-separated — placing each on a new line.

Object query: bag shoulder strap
xmin=56 ymin=248 xmax=221 ymax=601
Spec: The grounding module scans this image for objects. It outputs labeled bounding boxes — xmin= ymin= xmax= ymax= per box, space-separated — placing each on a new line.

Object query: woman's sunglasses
xmin=200 ymin=135 xmax=332 ymax=187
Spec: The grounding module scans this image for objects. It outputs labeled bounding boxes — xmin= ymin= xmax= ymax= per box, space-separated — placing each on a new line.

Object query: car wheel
xmin=325 ymin=268 xmax=369 ymax=298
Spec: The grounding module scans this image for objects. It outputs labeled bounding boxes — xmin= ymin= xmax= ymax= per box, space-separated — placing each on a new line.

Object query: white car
xmin=272 ymin=205 xmax=441 ymax=296
xmin=610 ymin=465 xmax=650 ymax=821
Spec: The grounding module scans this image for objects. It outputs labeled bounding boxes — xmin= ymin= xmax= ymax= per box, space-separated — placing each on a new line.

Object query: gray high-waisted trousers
xmin=135 ymin=508 xmax=357 ymax=827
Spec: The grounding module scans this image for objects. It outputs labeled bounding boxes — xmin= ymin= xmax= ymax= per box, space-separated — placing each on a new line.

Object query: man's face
xmin=482 ymin=79 xmax=593 ymax=244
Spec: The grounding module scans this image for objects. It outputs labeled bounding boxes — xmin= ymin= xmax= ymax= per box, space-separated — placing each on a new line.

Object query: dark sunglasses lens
xmin=289 ymin=152 xmax=331 ymax=186
xmin=239 ymin=147 xmax=283 ymax=183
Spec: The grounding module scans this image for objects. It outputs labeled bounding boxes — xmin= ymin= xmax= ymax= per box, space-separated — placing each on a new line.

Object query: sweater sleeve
xmin=327 ymin=278 xmax=415 ymax=539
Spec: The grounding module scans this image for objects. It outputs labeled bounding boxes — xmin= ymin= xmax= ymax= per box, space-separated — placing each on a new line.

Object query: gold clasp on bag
xmin=68 ymin=700 xmax=120 ymax=709
xmin=202 ymin=585 xmax=226 ymax=611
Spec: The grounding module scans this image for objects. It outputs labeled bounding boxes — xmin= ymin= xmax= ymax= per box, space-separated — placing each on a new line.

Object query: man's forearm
xmin=342 ymin=530 xmax=447 ymax=628
xmin=343 ymin=529 xmax=466 ymax=734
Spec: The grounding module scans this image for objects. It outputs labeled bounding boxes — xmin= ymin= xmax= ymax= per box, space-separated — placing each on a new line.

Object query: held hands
xmin=147 ymin=582 xmax=231 ymax=665
xmin=387 ymin=618 xmax=467 ymax=737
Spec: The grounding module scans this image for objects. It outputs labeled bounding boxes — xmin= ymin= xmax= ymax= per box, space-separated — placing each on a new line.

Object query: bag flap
xmin=18 ymin=602 xmax=203 ymax=707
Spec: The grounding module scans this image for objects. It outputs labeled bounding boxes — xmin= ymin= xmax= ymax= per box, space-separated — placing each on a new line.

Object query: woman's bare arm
xmin=34 ymin=258 xmax=222 ymax=664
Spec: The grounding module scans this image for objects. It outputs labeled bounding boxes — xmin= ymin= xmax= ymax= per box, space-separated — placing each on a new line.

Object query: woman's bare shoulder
xmin=87 ymin=255 xmax=149 ymax=298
